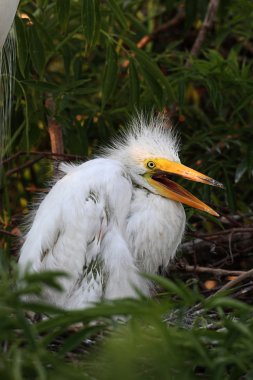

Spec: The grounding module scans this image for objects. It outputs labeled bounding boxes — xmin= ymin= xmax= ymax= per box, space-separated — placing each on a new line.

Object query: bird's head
xmin=104 ymin=114 xmax=223 ymax=216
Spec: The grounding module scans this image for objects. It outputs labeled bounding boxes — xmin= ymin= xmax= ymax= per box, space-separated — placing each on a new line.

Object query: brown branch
xmin=170 ymin=264 xmax=246 ymax=277
xmin=2 ymin=151 xmax=85 ymax=165
xmin=1 ymin=151 xmax=23 ymax=165
xmin=153 ymin=5 xmax=185 ymax=35
xmin=5 ymin=155 xmax=44 ymax=177
xmin=1 ymin=152 xmax=86 ymax=177
xmin=233 ymin=284 xmax=253 ymax=299
xmin=136 ymin=5 xmax=185 ymax=50
xmin=243 ymin=40 xmax=253 ymax=54
xmin=221 ymin=213 xmax=242 ymax=228
xmin=45 ymin=94 xmax=64 ymax=158
xmin=161 ymin=1 xmax=220 ymax=117
xmin=47 ymin=119 xmax=64 ymax=157
xmin=194 ymin=227 xmax=253 ymax=239
xmin=0 ymin=229 xmax=20 ymax=238
xmin=122 ymin=5 xmax=185 ymax=68
xmin=214 ymin=268 xmax=253 ymax=295
xmin=136 ymin=35 xmax=151 ymax=50
xmin=25 ymin=186 xmax=49 ymax=193
xmin=186 ymin=267 xmax=253 ymax=317
xmin=179 ymin=229 xmax=253 ymax=257
xmin=186 ymin=0 xmax=220 ymax=65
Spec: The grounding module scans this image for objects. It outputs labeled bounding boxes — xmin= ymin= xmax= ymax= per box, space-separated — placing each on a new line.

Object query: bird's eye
xmin=147 ymin=161 xmax=156 ymax=169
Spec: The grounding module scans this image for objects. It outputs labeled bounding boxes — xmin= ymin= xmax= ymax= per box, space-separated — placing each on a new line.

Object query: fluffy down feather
xmin=19 ymin=115 xmax=186 ymax=309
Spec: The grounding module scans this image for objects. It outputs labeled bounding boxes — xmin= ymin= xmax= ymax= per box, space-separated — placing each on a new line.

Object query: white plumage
xmin=0 ymin=0 xmax=19 ymax=50
xmin=0 ymin=0 xmax=19 ymax=165
xmin=19 ymin=115 xmax=222 ymax=309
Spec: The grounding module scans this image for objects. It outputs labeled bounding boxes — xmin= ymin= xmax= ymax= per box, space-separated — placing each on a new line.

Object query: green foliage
xmin=1 ymin=0 xmax=253 ymax=378
xmin=1 ymin=268 xmax=253 ymax=379
xmin=3 ymin=0 xmax=252 ymax=216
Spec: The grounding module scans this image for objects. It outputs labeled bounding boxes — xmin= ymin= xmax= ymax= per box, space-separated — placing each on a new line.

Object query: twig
xmin=137 ymin=5 xmax=185 ymax=49
xmin=0 ymin=229 xmax=20 ymax=238
xmin=222 ymin=214 xmax=242 ymax=228
xmin=241 ymin=39 xmax=253 ymax=55
xmin=188 ymin=268 xmax=253 ymax=318
xmin=179 ymin=230 xmax=253 ymax=258
xmin=1 ymin=151 xmax=23 ymax=165
xmin=122 ymin=5 xmax=185 ymax=68
xmin=1 ymin=151 xmax=86 ymax=177
xmin=170 ymin=264 xmax=246 ymax=277
xmin=186 ymin=0 xmax=220 ymax=66
xmin=1 ymin=151 xmax=85 ymax=167
xmin=45 ymin=94 xmax=64 ymax=158
xmin=214 ymin=268 xmax=253 ymax=295
xmin=5 ymin=155 xmax=44 ymax=177
xmin=163 ymin=0 xmax=220 ymax=117
xmin=233 ymin=284 xmax=253 ymax=299
xmin=193 ymin=227 xmax=253 ymax=239
xmin=45 ymin=93 xmax=65 ymax=176
xmin=153 ymin=5 xmax=185 ymax=35
xmin=47 ymin=118 xmax=64 ymax=157
xmin=25 ymin=186 xmax=49 ymax=193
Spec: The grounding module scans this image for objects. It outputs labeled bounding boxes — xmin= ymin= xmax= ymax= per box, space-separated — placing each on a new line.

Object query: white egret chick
xmin=19 ymin=115 xmax=223 ymax=309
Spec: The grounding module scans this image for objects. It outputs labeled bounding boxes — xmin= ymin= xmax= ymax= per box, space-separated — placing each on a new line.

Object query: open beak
xmin=146 ymin=159 xmax=224 ymax=217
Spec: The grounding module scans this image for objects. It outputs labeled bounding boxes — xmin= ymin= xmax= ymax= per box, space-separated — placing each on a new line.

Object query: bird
xmin=18 ymin=115 xmax=223 ymax=309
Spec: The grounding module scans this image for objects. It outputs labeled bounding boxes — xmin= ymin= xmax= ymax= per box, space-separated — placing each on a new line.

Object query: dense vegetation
xmin=1 ymin=0 xmax=253 ymax=378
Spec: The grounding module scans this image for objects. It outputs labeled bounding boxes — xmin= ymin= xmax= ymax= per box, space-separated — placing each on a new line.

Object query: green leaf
xmin=140 ymin=65 xmax=164 ymax=107
xmin=123 ymin=37 xmax=173 ymax=102
xmin=82 ymin=0 xmax=100 ymax=51
xmin=126 ymin=13 xmax=149 ymax=35
xmin=36 ymin=0 xmax=48 ymax=7
xmin=107 ymin=0 xmax=128 ymax=29
xmin=178 ymin=80 xmax=186 ymax=108
xmin=224 ymin=169 xmax=237 ymax=212
xmin=129 ymin=59 xmax=140 ymax=109
xmin=56 ymin=0 xmax=70 ymax=30
xmin=207 ymin=296 xmax=252 ymax=312
xmin=201 ymin=211 xmax=225 ymax=229
xmin=143 ymin=274 xmax=201 ymax=304
xmin=61 ymin=79 xmax=91 ymax=91
xmin=22 ymin=80 xmax=59 ymax=92
xmin=235 ymin=160 xmax=247 ymax=183
xmin=15 ymin=16 xmax=28 ymax=77
xmin=28 ymin=25 xmax=46 ymax=77
xmin=59 ymin=326 xmax=102 ymax=356
xmin=246 ymin=147 xmax=253 ymax=174
xmin=185 ymin=0 xmax=198 ymax=30
xmin=102 ymin=41 xmax=118 ymax=109
xmin=15 ymin=309 xmax=37 ymax=349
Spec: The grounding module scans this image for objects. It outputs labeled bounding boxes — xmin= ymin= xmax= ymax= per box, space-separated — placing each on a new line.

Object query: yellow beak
xmin=146 ymin=159 xmax=223 ymax=216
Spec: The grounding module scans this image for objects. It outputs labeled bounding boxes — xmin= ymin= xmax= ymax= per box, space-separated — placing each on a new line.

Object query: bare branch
xmin=1 ymin=151 xmax=86 ymax=177
xmin=0 ymin=229 xmax=20 ymax=238
xmin=122 ymin=5 xmax=185 ymax=68
xmin=186 ymin=0 xmax=220 ymax=65
xmin=45 ymin=94 xmax=64 ymax=158
xmin=1 ymin=151 xmax=85 ymax=166
xmin=5 ymin=155 xmax=44 ymax=177
xmin=170 ymin=264 xmax=246 ymax=277
xmin=194 ymin=227 xmax=253 ymax=239
xmin=215 ymin=268 xmax=253 ymax=295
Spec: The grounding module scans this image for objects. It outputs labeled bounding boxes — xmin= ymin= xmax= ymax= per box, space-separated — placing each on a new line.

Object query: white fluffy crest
xmin=102 ymin=113 xmax=180 ymax=163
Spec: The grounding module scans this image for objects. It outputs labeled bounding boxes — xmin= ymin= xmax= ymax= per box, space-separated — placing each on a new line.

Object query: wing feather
xmin=18 ymin=158 xmax=133 ymax=308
